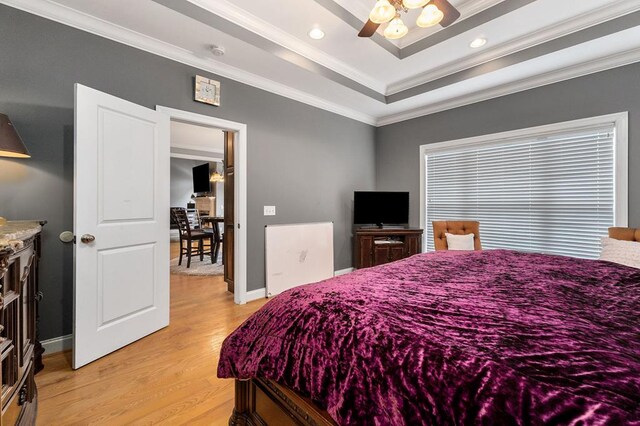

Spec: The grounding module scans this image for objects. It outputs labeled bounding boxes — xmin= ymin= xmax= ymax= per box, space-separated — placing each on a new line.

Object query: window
xmin=421 ymin=113 xmax=628 ymax=259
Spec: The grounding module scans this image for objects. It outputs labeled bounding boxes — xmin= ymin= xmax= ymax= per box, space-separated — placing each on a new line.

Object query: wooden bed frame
xmin=228 ymin=227 xmax=639 ymax=426
xmin=229 ymin=379 xmax=335 ymax=426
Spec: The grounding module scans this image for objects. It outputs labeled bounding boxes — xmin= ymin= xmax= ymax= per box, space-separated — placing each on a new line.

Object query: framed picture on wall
xmin=194 ymin=75 xmax=221 ymax=106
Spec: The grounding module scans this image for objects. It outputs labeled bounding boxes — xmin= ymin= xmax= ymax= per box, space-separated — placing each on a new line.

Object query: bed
xmin=218 ymin=228 xmax=640 ymax=425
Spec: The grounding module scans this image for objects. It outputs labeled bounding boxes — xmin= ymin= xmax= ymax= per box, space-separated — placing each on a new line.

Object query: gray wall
xmin=0 ymin=5 xmax=375 ymax=341
xmin=170 ymin=158 xmax=214 ymax=209
xmin=212 ymin=162 xmax=224 ymax=216
xmin=376 ymin=63 xmax=640 ymax=229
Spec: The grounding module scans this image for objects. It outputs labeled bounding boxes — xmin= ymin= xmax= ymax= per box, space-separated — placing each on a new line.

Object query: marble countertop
xmin=0 ymin=221 xmax=43 ymax=252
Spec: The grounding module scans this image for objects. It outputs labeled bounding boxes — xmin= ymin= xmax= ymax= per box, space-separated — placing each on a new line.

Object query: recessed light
xmin=308 ymin=28 xmax=325 ymax=40
xmin=470 ymin=37 xmax=487 ymax=48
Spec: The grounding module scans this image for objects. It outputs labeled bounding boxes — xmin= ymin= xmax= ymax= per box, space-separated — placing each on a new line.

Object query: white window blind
xmin=425 ymin=125 xmax=616 ymax=259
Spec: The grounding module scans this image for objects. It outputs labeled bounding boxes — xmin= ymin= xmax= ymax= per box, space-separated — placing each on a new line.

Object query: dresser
xmin=0 ymin=221 xmax=45 ymax=425
xmin=353 ymin=228 xmax=423 ymax=269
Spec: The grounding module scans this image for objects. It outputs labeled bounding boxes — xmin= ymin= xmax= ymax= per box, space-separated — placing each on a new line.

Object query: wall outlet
xmin=264 ymin=206 xmax=276 ymax=216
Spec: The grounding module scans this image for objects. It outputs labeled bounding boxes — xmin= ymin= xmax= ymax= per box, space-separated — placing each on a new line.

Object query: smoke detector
xmin=210 ymin=45 xmax=226 ymax=57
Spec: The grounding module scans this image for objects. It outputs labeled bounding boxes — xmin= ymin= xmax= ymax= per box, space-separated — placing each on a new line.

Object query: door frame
xmin=157 ymin=106 xmax=249 ymax=305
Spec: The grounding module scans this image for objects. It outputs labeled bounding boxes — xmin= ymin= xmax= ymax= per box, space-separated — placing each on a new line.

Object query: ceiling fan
xmin=359 ymin=0 xmax=461 ymax=40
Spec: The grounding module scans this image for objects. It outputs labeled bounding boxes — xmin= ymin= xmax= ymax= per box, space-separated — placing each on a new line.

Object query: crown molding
xmin=0 ymin=0 xmax=378 ymax=126
xmin=387 ymin=0 xmax=640 ymax=95
xmin=3 ymin=0 xmax=640 ymax=129
xmin=170 ymin=152 xmax=223 ymax=162
xmin=376 ymin=46 xmax=640 ymax=126
xmin=188 ymin=0 xmax=386 ymax=94
xmin=170 ymin=143 xmax=224 ymax=154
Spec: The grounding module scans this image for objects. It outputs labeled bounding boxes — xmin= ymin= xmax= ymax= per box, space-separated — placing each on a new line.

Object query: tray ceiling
xmin=4 ymin=0 xmax=640 ymax=125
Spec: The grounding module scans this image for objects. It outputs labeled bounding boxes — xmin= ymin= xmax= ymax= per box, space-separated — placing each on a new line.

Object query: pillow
xmin=445 ymin=233 xmax=475 ymax=251
xmin=600 ymin=237 xmax=640 ymax=269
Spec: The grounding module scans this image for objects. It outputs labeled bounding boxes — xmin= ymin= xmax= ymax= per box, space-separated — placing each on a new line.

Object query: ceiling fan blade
xmin=431 ymin=0 xmax=461 ymax=27
xmin=358 ymin=19 xmax=380 ymax=37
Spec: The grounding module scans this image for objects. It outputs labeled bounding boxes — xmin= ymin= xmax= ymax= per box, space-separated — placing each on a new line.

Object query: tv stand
xmin=359 ymin=224 xmax=407 ymax=230
xmin=353 ymin=227 xmax=423 ymax=269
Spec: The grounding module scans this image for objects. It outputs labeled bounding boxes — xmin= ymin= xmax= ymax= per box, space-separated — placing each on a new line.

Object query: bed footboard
xmin=230 ymin=379 xmax=336 ymax=426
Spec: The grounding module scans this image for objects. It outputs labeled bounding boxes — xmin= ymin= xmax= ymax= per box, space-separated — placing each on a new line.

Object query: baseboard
xmin=334 ymin=267 xmax=354 ymax=276
xmin=41 ymin=334 xmax=72 ymax=355
xmin=246 ymin=270 xmax=353 ymax=302
xmin=246 ymin=288 xmax=267 ymax=302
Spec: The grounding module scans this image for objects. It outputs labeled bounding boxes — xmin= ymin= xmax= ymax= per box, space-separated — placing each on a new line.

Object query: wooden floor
xmin=35 ymin=244 xmax=268 ymax=425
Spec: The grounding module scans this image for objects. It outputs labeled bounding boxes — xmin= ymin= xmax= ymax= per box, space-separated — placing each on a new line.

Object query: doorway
xmin=157 ymin=106 xmax=248 ymax=304
xmin=169 ymin=121 xmax=225 ymax=277
xmin=72 ymin=86 xmax=249 ymax=368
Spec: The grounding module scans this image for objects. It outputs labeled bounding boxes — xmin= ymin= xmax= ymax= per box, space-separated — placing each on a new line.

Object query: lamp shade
xmin=384 ymin=16 xmax=409 ymax=39
xmin=403 ymin=0 xmax=429 ymax=9
xmin=369 ymin=0 xmax=396 ymax=24
xmin=416 ymin=4 xmax=444 ymax=28
xmin=0 ymin=114 xmax=30 ymax=158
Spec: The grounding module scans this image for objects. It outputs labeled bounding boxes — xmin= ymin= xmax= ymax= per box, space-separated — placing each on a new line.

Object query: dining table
xmin=200 ymin=216 xmax=224 ymax=264
xmin=200 ymin=216 xmax=224 ymax=225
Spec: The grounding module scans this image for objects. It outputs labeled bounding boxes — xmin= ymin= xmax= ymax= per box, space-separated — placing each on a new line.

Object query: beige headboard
xmin=608 ymin=227 xmax=640 ymax=242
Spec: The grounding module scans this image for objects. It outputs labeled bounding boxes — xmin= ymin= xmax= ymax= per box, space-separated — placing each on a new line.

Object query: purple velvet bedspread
xmin=218 ymin=250 xmax=640 ymax=425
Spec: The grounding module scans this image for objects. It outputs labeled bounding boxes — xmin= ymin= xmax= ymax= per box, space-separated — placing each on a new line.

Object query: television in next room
xmin=192 ymin=163 xmax=211 ymax=194
xmin=354 ymin=191 xmax=410 ymax=227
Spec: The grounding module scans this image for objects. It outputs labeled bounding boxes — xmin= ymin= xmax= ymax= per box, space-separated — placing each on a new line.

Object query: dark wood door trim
xmin=224 ymin=131 xmax=235 ymax=293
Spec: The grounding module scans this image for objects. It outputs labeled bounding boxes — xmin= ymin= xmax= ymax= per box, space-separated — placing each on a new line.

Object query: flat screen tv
xmin=192 ymin=163 xmax=211 ymax=194
xmin=354 ymin=191 xmax=409 ymax=227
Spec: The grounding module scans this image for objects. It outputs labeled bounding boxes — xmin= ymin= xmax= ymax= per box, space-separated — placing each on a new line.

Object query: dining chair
xmin=170 ymin=207 xmax=215 ymax=268
xmin=211 ymin=221 xmax=224 ymax=264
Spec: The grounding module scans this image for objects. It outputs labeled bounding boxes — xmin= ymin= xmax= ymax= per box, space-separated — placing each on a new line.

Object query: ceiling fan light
xmin=416 ymin=4 xmax=444 ymax=28
xmin=369 ymin=0 xmax=396 ymax=24
xmin=403 ymin=0 xmax=429 ymax=9
xmin=384 ymin=16 xmax=409 ymax=40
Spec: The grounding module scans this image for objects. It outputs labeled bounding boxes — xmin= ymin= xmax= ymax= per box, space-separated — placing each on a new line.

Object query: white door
xmin=73 ymin=84 xmax=170 ymax=369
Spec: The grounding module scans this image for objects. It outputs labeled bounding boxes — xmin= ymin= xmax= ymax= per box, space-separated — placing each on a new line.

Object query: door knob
xmin=59 ymin=231 xmax=75 ymax=243
xmin=80 ymin=234 xmax=96 ymax=244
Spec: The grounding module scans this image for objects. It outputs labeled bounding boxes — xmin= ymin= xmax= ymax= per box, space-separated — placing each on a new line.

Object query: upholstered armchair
xmin=609 ymin=227 xmax=640 ymax=241
xmin=432 ymin=221 xmax=482 ymax=250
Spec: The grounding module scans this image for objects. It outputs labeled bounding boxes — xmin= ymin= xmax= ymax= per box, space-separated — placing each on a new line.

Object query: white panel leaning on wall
xmin=265 ymin=222 xmax=334 ymax=297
